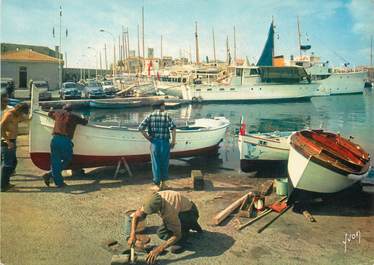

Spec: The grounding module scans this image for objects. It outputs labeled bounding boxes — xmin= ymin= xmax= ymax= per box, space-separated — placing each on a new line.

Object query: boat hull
xmin=181 ymin=82 xmax=318 ymax=101
xmin=316 ymin=71 xmax=367 ymax=95
xmin=288 ymin=145 xmax=366 ymax=193
xmin=287 ymin=130 xmax=370 ymax=194
xmin=29 ymin=111 xmax=229 ymax=171
xmin=238 ymin=132 xmax=291 ymax=173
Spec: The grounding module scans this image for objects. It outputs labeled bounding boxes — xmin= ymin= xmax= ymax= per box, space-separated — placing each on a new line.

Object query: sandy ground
xmin=1 ymin=132 xmax=374 ymax=265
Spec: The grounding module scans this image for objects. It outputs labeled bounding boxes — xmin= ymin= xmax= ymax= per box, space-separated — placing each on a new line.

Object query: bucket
xmin=275 ymin=178 xmax=288 ymax=196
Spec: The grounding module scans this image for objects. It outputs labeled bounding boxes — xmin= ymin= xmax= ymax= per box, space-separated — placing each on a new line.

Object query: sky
xmin=1 ymin=0 xmax=373 ymax=69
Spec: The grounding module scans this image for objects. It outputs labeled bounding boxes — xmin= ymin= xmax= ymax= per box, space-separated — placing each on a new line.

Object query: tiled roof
xmin=1 ymin=49 xmax=60 ymax=63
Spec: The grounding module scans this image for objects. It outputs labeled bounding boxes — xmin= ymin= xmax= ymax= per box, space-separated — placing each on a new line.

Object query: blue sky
xmin=1 ymin=0 xmax=373 ymax=68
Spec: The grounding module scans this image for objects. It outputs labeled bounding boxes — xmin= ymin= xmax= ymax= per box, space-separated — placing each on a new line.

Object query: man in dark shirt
xmin=44 ymin=104 xmax=87 ymax=188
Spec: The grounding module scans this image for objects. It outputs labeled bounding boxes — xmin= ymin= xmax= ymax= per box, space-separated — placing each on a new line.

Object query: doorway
xmin=19 ymin=66 xmax=27 ymax=88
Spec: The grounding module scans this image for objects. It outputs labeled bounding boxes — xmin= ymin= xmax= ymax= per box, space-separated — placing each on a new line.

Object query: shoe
xmin=170 ymin=244 xmax=184 ymax=254
xmin=56 ymin=182 xmax=68 ymax=188
xmin=149 ymin=184 xmax=160 ymax=192
xmin=42 ymin=172 xmax=51 ymax=187
xmin=160 ymin=181 xmax=170 ymax=191
xmin=1 ymin=184 xmax=15 ymax=192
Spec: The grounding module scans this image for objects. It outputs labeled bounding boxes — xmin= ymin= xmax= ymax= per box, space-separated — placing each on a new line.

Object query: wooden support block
xmin=260 ymin=180 xmax=274 ymax=196
xmin=110 ymin=254 xmax=129 ymax=265
xmin=191 ymin=170 xmax=204 ymax=190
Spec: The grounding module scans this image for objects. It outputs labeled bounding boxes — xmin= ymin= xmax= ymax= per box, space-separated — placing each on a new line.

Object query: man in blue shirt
xmin=139 ymin=101 xmax=176 ymax=191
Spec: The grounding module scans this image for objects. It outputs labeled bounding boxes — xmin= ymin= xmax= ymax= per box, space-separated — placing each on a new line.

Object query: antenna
xmin=212 ymin=27 xmax=216 ymax=63
xmin=297 ymin=16 xmax=302 ymax=56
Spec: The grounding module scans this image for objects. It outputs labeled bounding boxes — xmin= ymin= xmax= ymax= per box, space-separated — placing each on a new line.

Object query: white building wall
xmin=1 ymin=61 xmax=59 ymax=90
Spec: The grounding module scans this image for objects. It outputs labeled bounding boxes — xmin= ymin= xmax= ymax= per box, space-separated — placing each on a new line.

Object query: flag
xmin=66 ymin=29 xmax=68 ymax=37
xmin=52 ymin=27 xmax=55 ymax=38
xmin=239 ymin=115 xmax=246 ymax=136
xmin=59 ymin=6 xmax=62 ymax=16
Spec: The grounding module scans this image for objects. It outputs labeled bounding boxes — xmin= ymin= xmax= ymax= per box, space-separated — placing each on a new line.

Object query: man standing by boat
xmin=44 ymin=104 xmax=87 ymax=188
xmin=126 ymin=190 xmax=202 ymax=264
xmin=139 ymin=101 xmax=176 ymax=191
xmin=1 ymin=99 xmax=29 ymax=192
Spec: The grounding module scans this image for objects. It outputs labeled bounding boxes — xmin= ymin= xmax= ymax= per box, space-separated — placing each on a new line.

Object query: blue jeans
xmin=50 ymin=135 xmax=73 ymax=186
xmin=150 ymin=138 xmax=170 ymax=185
xmin=1 ymin=140 xmax=17 ymax=190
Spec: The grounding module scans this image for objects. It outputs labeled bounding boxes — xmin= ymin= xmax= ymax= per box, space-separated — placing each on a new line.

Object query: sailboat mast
xmin=371 ymin=35 xmax=373 ymax=66
xmin=160 ymin=35 xmax=163 ymax=59
xmin=142 ymin=6 xmax=145 ymax=60
xmin=226 ymin=35 xmax=229 ymax=65
xmin=212 ymin=27 xmax=216 ymax=63
xmin=233 ymin=25 xmax=237 ymax=64
xmin=297 ymin=16 xmax=302 ymax=56
xmin=195 ymin=21 xmax=200 ymax=64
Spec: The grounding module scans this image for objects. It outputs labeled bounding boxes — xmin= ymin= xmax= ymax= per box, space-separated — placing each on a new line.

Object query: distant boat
xmin=29 ymin=88 xmax=230 ymax=171
xmin=89 ymin=99 xmax=143 ymax=109
xmin=290 ymin=17 xmax=367 ymax=96
xmin=290 ymin=55 xmax=367 ymax=96
xmin=158 ymin=22 xmax=319 ymax=102
xmin=288 ymin=130 xmax=370 ymax=194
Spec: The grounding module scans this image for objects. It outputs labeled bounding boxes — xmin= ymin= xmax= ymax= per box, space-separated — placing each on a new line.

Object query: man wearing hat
xmin=1 ymin=97 xmax=29 ymax=191
xmin=126 ymin=190 xmax=202 ymax=264
xmin=44 ymin=104 xmax=88 ymax=188
xmin=138 ymin=100 xmax=176 ymax=191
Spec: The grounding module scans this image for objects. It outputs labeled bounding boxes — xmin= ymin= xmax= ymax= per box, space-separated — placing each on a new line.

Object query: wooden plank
xmin=212 ymin=192 xmax=252 ymax=226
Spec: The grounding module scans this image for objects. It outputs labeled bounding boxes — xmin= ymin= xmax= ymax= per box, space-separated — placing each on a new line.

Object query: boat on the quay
xmin=238 ymin=128 xmax=292 ymax=173
xmin=288 ymin=130 xmax=371 ymax=194
xmin=29 ymin=87 xmax=230 ymax=171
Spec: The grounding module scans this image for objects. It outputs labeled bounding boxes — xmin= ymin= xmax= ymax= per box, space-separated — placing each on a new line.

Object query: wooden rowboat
xmin=288 ymin=130 xmax=370 ymax=194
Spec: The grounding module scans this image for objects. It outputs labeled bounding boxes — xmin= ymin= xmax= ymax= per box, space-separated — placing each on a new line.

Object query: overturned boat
xmin=288 ymin=130 xmax=370 ymax=194
xmin=29 ymin=88 xmax=229 ymax=171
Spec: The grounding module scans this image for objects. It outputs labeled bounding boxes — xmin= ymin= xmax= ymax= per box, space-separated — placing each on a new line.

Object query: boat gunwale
xmin=290 ymin=131 xmax=370 ymax=175
xmin=33 ymin=110 xmax=230 ymax=134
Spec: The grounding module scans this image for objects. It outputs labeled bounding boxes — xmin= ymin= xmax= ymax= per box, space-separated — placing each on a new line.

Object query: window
xmin=230 ymin=87 xmax=235 ymax=91
xmin=196 ymin=88 xmax=201 ymax=91
xmin=250 ymin=69 xmax=258 ymax=75
xmin=207 ymin=88 xmax=212 ymax=91
xmin=236 ymin=68 xmax=243 ymax=77
xmin=219 ymin=88 xmax=225 ymax=91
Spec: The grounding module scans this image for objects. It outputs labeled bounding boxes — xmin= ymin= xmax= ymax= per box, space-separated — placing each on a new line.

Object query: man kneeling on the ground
xmin=127 ymin=190 xmax=202 ymax=264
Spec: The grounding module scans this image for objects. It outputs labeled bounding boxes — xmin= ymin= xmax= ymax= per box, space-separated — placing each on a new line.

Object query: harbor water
xmin=78 ymin=90 xmax=374 ymax=172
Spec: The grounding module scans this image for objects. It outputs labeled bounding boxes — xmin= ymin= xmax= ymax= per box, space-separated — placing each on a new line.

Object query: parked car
xmin=83 ymin=80 xmax=106 ymax=98
xmin=101 ymin=80 xmax=118 ymax=96
xmin=32 ymin=81 xmax=52 ymax=101
xmin=1 ymin=78 xmax=15 ymax=98
xmin=60 ymin=82 xmax=82 ymax=100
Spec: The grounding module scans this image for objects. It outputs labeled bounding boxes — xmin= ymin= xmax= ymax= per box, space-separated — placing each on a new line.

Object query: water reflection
xmin=77 ymin=93 xmax=374 ymax=171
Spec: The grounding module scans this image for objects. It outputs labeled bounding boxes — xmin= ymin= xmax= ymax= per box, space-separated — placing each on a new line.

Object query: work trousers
xmin=150 ymin=138 xmax=170 ymax=185
xmin=50 ymin=135 xmax=73 ymax=186
xmin=157 ymin=203 xmax=201 ymax=242
xmin=1 ymin=140 xmax=17 ymax=191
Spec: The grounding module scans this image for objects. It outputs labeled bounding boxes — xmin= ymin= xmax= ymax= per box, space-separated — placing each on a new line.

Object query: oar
xmin=257 ymin=204 xmax=292 ymax=233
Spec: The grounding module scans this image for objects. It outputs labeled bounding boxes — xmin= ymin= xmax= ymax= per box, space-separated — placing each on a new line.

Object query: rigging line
xmin=308 ymin=33 xmax=351 ymax=64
